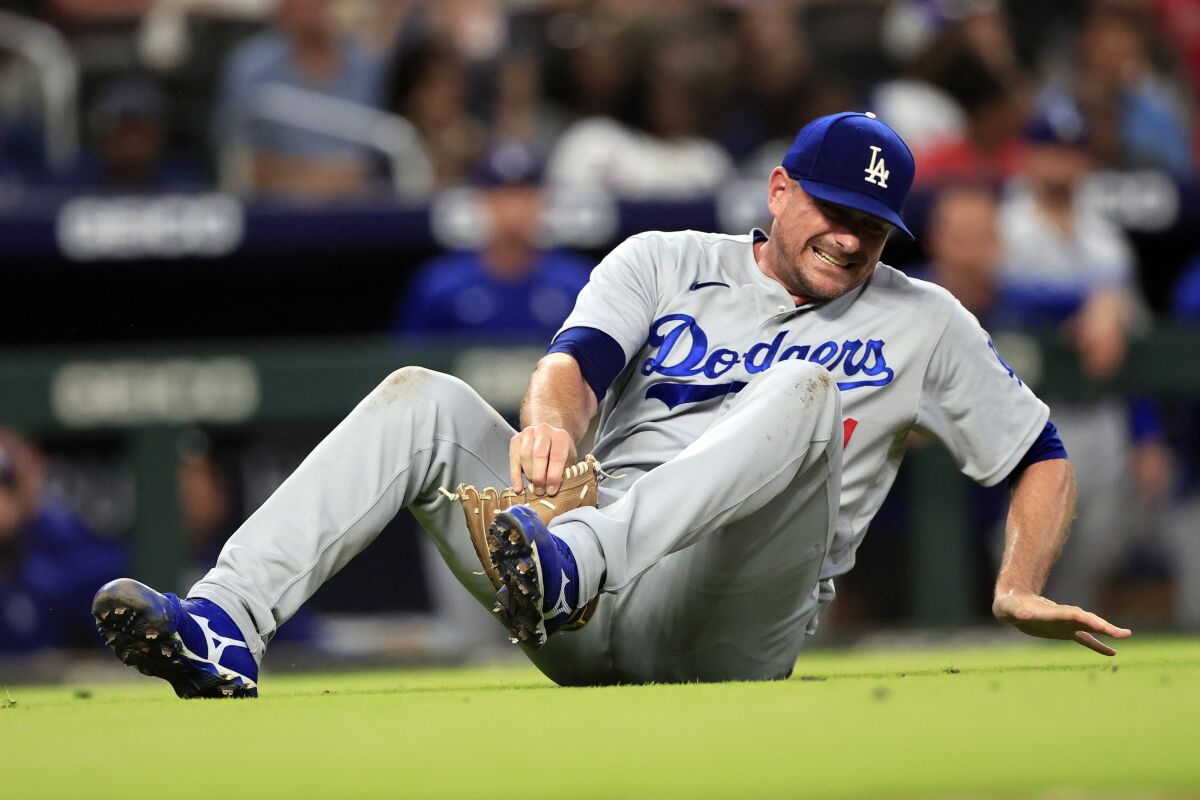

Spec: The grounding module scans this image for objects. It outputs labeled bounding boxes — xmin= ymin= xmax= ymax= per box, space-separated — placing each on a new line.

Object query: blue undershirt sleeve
xmin=1007 ymin=420 xmax=1068 ymax=485
xmin=547 ymin=326 xmax=629 ymax=403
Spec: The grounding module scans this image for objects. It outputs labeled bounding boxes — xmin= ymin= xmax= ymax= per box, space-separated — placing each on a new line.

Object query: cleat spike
xmin=105 ymin=634 xmax=117 ymax=645
xmin=145 ymin=631 xmax=158 ymax=640
xmin=100 ymin=611 xmax=110 ymax=620
xmin=160 ymin=645 xmax=173 ymax=657
xmin=508 ymin=531 xmax=521 ymax=545
xmin=113 ymin=607 xmax=126 ymax=615
xmin=517 ymin=562 xmax=529 ymax=574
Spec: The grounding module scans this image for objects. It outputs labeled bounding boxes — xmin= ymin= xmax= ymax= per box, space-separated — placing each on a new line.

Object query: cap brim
xmin=798 ymin=178 xmax=914 ymax=240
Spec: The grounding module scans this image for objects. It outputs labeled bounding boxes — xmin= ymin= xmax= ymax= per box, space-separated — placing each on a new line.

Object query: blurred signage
xmin=51 ymin=357 xmax=260 ymax=427
xmin=55 ymin=193 xmax=245 ymax=261
xmin=430 ymin=186 xmax=620 ymax=251
xmin=453 ymin=347 xmax=544 ymax=410
xmin=543 ymin=186 xmax=619 ymax=249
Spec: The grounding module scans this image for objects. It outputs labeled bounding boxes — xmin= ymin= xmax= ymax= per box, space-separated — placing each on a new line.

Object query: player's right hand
xmin=510 ymin=424 xmax=577 ymax=496
xmin=992 ymin=590 xmax=1132 ymax=656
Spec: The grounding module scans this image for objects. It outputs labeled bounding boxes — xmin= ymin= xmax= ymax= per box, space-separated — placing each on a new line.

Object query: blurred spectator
xmin=1072 ymin=1 xmax=1193 ymax=174
xmin=488 ymin=51 xmax=566 ymax=167
xmin=873 ymin=0 xmax=971 ymax=156
xmin=388 ymin=38 xmax=483 ymax=189
xmin=212 ymin=0 xmax=387 ymax=200
xmin=176 ymin=429 xmax=314 ymax=643
xmin=920 ymin=183 xmax=1005 ymax=321
xmin=177 ymin=429 xmax=236 ymax=577
xmin=1156 ymin=0 xmax=1200 ymax=168
xmin=541 ymin=5 xmax=638 ymax=121
xmin=544 ymin=14 xmax=733 ymax=197
xmin=394 ymin=144 xmax=591 ymax=340
xmin=996 ymin=99 xmax=1172 ymax=611
xmin=0 ymin=429 xmax=126 ymax=654
xmin=719 ymin=3 xmax=851 ymax=175
xmin=908 ymin=9 xmax=1030 ymax=187
xmin=999 ymin=98 xmax=1136 ymax=378
xmin=60 ymin=75 xmax=204 ymax=191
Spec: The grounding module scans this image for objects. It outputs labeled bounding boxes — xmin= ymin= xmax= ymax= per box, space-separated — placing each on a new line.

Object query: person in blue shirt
xmin=394 ymin=145 xmax=593 ymax=342
xmin=211 ymin=0 xmax=386 ymax=199
xmin=0 ymin=430 xmax=126 ymax=653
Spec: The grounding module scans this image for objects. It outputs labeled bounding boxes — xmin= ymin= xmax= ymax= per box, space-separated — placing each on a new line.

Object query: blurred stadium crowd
xmin=3 ymin=0 xmax=1200 ymax=668
xmin=1 ymin=0 xmax=1197 ymax=195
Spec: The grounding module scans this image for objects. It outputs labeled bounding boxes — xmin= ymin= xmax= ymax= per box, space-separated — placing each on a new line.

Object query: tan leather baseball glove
xmin=440 ymin=455 xmax=605 ymax=630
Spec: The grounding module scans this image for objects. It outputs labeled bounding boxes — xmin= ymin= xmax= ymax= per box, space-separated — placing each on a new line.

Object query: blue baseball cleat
xmin=92 ymin=578 xmax=258 ymax=698
xmin=487 ymin=504 xmax=585 ymax=648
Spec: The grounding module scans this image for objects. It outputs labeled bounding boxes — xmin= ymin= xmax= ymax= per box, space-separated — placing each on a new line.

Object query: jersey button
xmin=777 ymin=305 xmax=787 ymax=312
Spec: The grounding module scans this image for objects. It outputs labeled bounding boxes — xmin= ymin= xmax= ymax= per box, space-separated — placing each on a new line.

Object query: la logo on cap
xmin=864 ymin=145 xmax=889 ymax=188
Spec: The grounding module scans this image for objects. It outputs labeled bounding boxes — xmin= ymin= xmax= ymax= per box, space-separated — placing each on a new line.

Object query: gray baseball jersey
xmin=189 ymin=226 xmax=1052 ymax=685
xmin=556 ymin=229 xmax=1050 ymax=582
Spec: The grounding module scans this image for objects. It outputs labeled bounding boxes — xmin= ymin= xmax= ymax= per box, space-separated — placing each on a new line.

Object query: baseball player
xmin=93 ymin=112 xmax=1130 ymax=696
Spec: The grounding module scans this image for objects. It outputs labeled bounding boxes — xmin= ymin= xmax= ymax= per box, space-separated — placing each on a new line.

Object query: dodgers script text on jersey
xmin=557 ymin=229 xmax=1049 ymax=583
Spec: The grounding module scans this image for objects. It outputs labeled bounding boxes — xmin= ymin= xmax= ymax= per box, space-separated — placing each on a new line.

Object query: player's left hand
xmin=992 ymin=590 xmax=1132 ymax=656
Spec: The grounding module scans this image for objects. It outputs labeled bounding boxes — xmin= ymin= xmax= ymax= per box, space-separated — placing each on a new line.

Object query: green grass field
xmin=4 ymin=636 xmax=1198 ymax=799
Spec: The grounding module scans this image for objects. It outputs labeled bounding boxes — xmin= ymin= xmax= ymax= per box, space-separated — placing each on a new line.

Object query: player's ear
xmin=766 ymin=167 xmax=792 ymax=218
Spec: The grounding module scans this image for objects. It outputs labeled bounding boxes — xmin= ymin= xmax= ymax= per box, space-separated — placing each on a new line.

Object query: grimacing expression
xmin=767 ymin=172 xmax=892 ymax=302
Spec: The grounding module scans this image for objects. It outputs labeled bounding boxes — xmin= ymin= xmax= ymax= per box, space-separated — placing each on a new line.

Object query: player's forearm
xmin=994 ymin=458 xmax=1076 ymax=598
xmin=520 ymin=353 xmax=598 ymax=444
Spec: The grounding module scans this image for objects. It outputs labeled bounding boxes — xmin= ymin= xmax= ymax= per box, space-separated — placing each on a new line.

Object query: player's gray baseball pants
xmin=190 ymin=360 xmax=842 ymax=684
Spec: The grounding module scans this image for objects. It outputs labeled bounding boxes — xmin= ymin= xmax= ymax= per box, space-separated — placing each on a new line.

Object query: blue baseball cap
xmin=781 ymin=111 xmax=916 ymax=239
xmin=1022 ymin=96 xmax=1088 ymax=148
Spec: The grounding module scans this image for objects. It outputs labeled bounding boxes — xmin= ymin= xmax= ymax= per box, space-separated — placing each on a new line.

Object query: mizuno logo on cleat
xmin=548 ymin=570 xmax=574 ymax=619
xmin=186 ymin=613 xmax=248 ymax=664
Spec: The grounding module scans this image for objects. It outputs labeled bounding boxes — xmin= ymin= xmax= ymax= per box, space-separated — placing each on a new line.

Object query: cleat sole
xmin=486 ymin=513 xmax=549 ymax=648
xmin=92 ymin=579 xmax=256 ymax=699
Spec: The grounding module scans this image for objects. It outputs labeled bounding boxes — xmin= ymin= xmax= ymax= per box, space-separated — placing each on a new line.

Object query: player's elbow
xmin=1012 ymin=457 xmax=1075 ymax=502
xmin=532 ymin=353 xmax=598 ymax=414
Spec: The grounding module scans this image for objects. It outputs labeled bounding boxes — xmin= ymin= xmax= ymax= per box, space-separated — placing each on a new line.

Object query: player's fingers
xmin=509 ymin=434 xmax=525 ymax=491
xmin=1056 ymin=604 xmax=1132 ymax=639
xmin=528 ymin=427 xmax=553 ymax=494
xmin=1076 ymin=609 xmax=1133 ymax=639
xmin=545 ymin=432 xmax=572 ymax=495
xmin=1073 ymin=630 xmax=1117 ymax=657
xmin=518 ymin=429 xmax=539 ymax=490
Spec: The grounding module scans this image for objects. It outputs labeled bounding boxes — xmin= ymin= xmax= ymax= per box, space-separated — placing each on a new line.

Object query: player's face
xmin=765 ymin=171 xmax=891 ymax=302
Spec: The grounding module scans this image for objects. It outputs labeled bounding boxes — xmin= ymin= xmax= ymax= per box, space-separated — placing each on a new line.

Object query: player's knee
xmin=759 ymin=359 xmax=838 ymax=406
xmin=372 ymin=366 xmax=464 ymax=406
